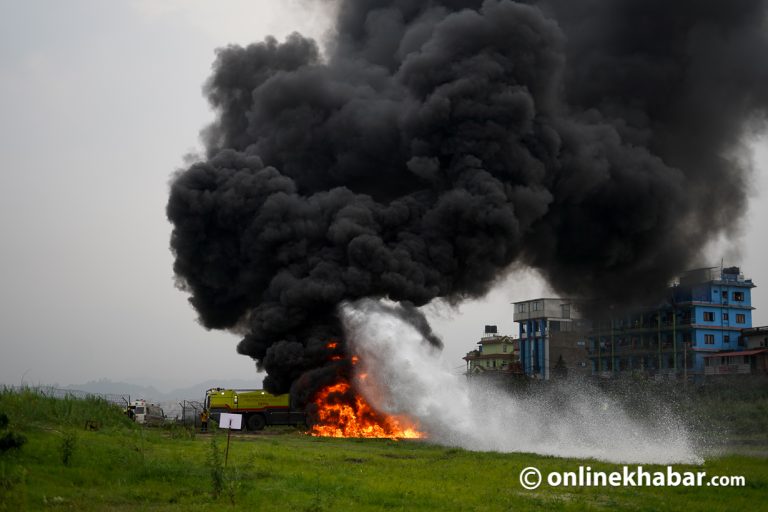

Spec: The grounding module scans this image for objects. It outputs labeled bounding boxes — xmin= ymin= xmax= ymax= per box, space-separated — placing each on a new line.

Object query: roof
xmin=512 ymin=297 xmax=573 ymax=305
xmin=478 ymin=335 xmax=515 ymax=344
xmin=703 ymin=349 xmax=768 ymax=358
xmin=742 ymin=326 xmax=768 ymax=335
xmin=463 ymin=353 xmax=517 ymax=361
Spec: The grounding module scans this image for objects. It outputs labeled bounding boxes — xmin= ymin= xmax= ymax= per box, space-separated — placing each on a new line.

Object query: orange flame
xmin=309 ymin=381 xmax=424 ymax=439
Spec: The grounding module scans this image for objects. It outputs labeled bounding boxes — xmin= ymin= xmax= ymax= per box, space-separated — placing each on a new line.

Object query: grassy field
xmin=1 ymin=388 xmax=767 ymax=511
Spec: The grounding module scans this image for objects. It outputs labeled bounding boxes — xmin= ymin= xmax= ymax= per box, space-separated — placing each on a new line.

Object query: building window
xmin=705 ymin=334 xmax=715 ymax=344
xmin=733 ymin=291 xmax=744 ymax=302
xmin=703 ymin=312 xmax=715 ymax=322
xmin=723 ymin=313 xmax=729 ymax=321
xmin=562 ymin=304 xmax=571 ymax=319
xmin=724 ymin=335 xmax=730 ymax=343
xmin=721 ymin=290 xmax=727 ymax=299
xmin=736 ymin=314 xmax=746 ymax=323
xmin=502 ymin=344 xmax=507 ymax=353
xmin=517 ymin=303 xmax=526 ymax=313
xmin=533 ymin=301 xmax=541 ymax=311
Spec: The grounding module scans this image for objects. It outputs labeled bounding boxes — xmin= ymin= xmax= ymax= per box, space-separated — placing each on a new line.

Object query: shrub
xmin=60 ymin=431 xmax=77 ymax=467
xmin=208 ymin=436 xmax=224 ymax=498
xmin=0 ymin=433 xmax=27 ymax=454
xmin=0 ymin=411 xmax=26 ymax=455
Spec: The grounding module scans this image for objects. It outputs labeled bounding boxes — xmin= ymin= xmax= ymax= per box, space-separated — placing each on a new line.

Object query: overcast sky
xmin=1 ymin=1 xmax=766 ymax=391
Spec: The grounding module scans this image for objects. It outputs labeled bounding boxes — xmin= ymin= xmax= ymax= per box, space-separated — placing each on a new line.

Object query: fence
xmin=177 ymin=399 xmax=205 ymax=428
xmin=3 ymin=385 xmax=210 ymax=428
xmin=2 ymin=384 xmax=131 ymax=408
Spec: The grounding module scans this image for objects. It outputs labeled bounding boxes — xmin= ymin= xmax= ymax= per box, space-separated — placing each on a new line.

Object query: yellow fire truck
xmin=204 ymin=388 xmax=307 ymax=431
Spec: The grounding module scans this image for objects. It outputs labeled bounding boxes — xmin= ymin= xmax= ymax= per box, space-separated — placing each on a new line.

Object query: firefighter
xmin=200 ymin=409 xmax=209 ymax=432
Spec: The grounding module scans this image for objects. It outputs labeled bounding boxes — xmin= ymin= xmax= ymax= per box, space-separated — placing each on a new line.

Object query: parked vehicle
xmin=204 ymin=388 xmax=307 ymax=431
xmin=126 ymin=399 xmax=165 ymax=425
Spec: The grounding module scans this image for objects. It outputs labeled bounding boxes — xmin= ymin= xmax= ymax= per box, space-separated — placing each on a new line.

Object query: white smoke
xmin=341 ymin=299 xmax=702 ymax=464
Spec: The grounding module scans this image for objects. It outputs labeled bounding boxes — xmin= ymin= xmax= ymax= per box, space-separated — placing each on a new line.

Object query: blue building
xmin=586 ymin=266 xmax=756 ymax=378
xmin=512 ymin=298 xmax=590 ymax=379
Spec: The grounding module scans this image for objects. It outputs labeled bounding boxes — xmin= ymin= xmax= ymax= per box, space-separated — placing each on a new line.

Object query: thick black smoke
xmin=167 ymin=0 xmax=768 ymax=399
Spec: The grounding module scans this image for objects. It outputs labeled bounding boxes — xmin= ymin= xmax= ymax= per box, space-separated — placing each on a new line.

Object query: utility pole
xmin=657 ymin=311 xmax=662 ymax=373
xmin=611 ymin=317 xmax=615 ymax=376
xmin=673 ymin=306 xmax=677 ymax=374
xmin=597 ymin=321 xmax=602 ymax=375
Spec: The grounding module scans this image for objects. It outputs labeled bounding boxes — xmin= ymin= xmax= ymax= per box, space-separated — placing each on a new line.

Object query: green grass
xmin=1 ymin=387 xmax=767 ymax=511
xmin=0 ymin=388 xmax=134 ymax=431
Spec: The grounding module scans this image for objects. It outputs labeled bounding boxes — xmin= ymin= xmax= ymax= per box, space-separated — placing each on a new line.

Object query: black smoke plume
xmin=167 ymin=0 xmax=768 ymax=400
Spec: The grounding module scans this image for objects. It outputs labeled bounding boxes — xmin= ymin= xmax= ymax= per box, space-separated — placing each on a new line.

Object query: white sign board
xmin=218 ymin=413 xmax=242 ymax=430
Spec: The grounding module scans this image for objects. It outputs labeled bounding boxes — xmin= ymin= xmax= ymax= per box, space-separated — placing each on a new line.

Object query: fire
xmin=309 ymin=381 xmax=424 ymax=439
xmin=327 ymin=341 xmax=343 ymax=361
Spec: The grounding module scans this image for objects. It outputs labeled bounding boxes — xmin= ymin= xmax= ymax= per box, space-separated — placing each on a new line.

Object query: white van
xmin=128 ymin=399 xmax=165 ymax=425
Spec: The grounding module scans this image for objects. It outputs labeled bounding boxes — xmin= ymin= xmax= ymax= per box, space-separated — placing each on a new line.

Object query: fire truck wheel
xmin=247 ymin=414 xmax=266 ymax=431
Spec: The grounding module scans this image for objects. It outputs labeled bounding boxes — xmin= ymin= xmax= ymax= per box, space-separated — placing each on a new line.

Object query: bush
xmin=0 ymin=433 xmax=26 ymax=454
xmin=60 ymin=431 xmax=77 ymax=467
xmin=208 ymin=436 xmax=224 ymax=498
xmin=0 ymin=412 xmax=26 ymax=455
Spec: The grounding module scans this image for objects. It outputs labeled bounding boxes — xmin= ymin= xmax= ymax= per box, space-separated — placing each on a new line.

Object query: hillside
xmin=63 ymin=378 xmax=265 ymax=403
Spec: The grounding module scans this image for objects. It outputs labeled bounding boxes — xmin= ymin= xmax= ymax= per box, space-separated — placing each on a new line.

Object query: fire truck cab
xmin=204 ymin=388 xmax=307 ymax=431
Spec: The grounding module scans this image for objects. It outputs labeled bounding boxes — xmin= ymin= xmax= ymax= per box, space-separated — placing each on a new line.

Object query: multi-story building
xmin=512 ymin=298 xmax=590 ymax=379
xmin=586 ymin=266 xmax=756 ymax=378
xmin=463 ymin=325 xmax=520 ymax=378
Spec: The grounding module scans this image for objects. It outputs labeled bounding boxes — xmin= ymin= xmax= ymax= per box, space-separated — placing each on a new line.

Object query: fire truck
xmin=204 ymin=388 xmax=307 ymax=431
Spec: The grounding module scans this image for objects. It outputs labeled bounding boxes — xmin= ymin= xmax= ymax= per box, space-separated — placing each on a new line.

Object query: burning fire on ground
xmin=309 ymin=381 xmax=424 ymax=439
xmin=309 ymin=343 xmax=424 ymax=439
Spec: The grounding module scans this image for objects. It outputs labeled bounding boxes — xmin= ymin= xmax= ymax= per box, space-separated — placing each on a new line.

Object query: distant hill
xmin=64 ymin=377 xmax=264 ymax=403
xmin=162 ymin=379 xmax=265 ymax=402
xmin=65 ymin=378 xmax=163 ymax=401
